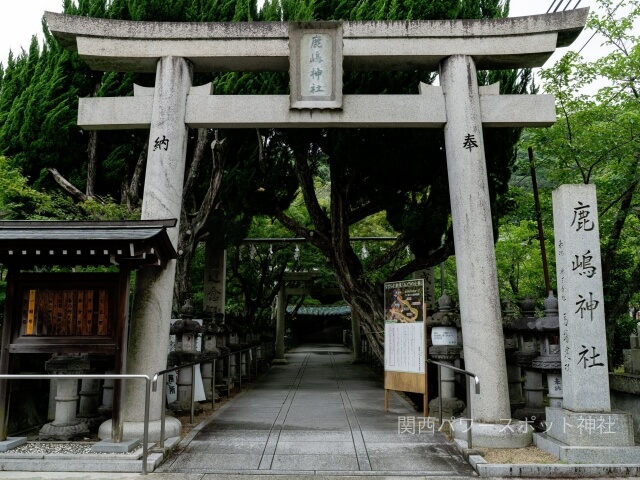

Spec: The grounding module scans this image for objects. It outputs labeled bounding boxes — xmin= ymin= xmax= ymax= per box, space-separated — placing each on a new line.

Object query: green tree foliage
xmin=526 ymin=0 xmax=640 ymax=367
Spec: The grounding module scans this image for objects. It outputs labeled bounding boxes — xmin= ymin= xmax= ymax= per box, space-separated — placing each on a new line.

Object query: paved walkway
xmin=157 ymin=344 xmax=475 ymax=476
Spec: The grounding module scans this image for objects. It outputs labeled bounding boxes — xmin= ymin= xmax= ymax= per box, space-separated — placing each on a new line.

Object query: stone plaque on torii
xmin=46 ymin=9 xmax=588 ymax=446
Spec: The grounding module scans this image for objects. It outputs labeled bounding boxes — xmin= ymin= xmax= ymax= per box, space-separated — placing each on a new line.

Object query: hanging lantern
xmin=360 ymin=244 xmax=369 ymax=259
xmin=294 ymin=244 xmax=300 ymax=261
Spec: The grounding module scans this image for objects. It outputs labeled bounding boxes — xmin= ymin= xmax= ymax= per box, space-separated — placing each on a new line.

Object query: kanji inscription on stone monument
xmin=553 ymin=184 xmax=610 ymax=412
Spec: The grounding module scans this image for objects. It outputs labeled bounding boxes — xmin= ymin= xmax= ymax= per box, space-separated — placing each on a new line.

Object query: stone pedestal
xmin=428 ymin=345 xmax=465 ymax=418
xmin=39 ymin=354 xmax=90 ymax=441
xmin=77 ymin=378 xmax=102 ymax=429
xmin=47 ymin=380 xmax=57 ymax=421
xmin=98 ymin=370 xmax=115 ymax=417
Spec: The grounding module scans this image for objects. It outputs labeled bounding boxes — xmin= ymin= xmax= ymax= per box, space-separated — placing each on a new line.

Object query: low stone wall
xmin=609 ymin=373 xmax=640 ymax=440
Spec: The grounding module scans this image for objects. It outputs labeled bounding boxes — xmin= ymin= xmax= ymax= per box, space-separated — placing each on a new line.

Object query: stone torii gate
xmin=46 ymin=9 xmax=587 ymax=446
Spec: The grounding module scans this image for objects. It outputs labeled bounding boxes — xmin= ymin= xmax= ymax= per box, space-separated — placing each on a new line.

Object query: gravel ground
xmin=481 ymin=445 xmax=561 ymax=464
xmin=3 ymin=442 xmax=98 ymax=455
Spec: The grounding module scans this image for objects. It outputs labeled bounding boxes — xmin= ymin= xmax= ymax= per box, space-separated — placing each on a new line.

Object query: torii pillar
xmin=440 ymin=55 xmax=511 ymax=429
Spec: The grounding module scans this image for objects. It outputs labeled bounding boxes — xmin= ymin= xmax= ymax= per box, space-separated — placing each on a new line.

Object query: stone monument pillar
xmin=273 ymin=284 xmax=287 ymax=364
xmin=440 ymin=55 xmax=526 ymax=446
xmin=100 ymin=56 xmax=192 ymax=441
xmin=202 ymin=245 xmax=226 ymax=399
xmin=413 ymin=268 xmax=436 ymax=314
xmin=535 ymin=184 xmax=639 ymax=462
xmin=350 ymin=313 xmax=363 ymax=363
xmin=203 ymin=245 xmax=226 ymax=316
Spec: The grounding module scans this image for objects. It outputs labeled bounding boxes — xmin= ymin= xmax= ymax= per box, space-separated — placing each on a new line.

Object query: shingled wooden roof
xmin=0 ymin=219 xmax=177 ymax=268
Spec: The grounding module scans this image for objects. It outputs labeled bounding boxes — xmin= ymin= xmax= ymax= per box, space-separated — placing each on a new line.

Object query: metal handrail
xmin=0 ymin=373 xmax=151 ymax=475
xmin=426 ymin=359 xmax=480 ymax=449
xmin=152 ymin=343 xmax=266 ymax=448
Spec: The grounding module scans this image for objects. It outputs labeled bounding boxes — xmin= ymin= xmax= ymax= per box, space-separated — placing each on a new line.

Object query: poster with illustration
xmin=384 ymin=279 xmax=425 ymax=374
xmin=384 ymin=279 xmax=425 ymax=324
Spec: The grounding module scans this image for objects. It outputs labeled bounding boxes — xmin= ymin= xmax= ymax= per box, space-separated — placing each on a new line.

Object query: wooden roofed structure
xmin=0 ymin=219 xmax=177 ymax=440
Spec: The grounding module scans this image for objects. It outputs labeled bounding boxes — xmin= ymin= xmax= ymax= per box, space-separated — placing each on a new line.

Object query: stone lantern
xmin=530 ymin=292 xmax=562 ymax=409
xmin=200 ymin=313 xmax=221 ymax=402
xmin=215 ymin=319 xmax=231 ymax=395
xmin=513 ymin=296 xmax=545 ymax=422
xmin=39 ymin=353 xmax=90 ymax=441
xmin=428 ymin=292 xmax=465 ymax=418
xmin=502 ymin=297 xmax=525 ymax=413
xmin=227 ymin=327 xmax=241 ymax=383
xmin=167 ymin=299 xmax=203 ymax=413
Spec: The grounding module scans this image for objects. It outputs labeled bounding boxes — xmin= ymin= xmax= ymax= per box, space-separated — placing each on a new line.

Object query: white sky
xmin=0 ymin=0 xmax=634 ymax=90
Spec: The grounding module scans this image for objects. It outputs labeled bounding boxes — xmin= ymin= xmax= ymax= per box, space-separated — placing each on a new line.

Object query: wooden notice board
xmin=383 ymin=279 xmax=428 ymax=417
xmin=4 ymin=272 xmax=127 ymax=355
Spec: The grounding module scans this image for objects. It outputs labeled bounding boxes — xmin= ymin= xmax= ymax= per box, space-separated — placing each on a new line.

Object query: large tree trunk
xmin=85 ymin=81 xmax=101 ymax=197
xmin=121 ymin=138 xmax=147 ymax=212
xmin=86 ymin=130 xmax=98 ymax=198
xmin=173 ymin=129 xmax=226 ymax=315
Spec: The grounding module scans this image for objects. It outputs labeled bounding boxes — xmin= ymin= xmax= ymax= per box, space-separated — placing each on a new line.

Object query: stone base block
xmin=168 ymin=400 xmax=203 ymax=415
xmin=544 ymin=407 xmax=634 ymax=446
xmin=452 ymin=419 xmax=533 ymax=448
xmin=513 ymin=406 xmax=546 ymax=423
xmin=623 ymin=349 xmax=640 ymax=375
xmin=0 ymin=437 xmax=26 ymax=452
xmin=91 ymin=437 xmax=141 ymax=453
xmin=39 ymin=420 xmax=89 ymax=441
xmin=98 ymin=417 xmax=182 ymax=443
xmin=271 ymin=358 xmax=288 ymax=365
xmin=428 ymin=397 xmax=466 ymax=418
xmin=535 ymin=431 xmax=640 ymax=464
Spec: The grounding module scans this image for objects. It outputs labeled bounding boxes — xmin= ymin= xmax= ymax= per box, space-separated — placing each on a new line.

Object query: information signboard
xmin=383 ymin=279 xmax=427 ymax=415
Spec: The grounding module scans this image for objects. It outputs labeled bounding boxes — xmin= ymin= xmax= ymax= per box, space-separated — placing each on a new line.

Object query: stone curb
xmin=457 ymin=439 xmax=640 ymax=477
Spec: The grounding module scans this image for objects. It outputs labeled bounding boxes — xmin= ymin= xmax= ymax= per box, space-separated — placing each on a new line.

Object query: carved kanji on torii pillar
xmin=45 ymin=8 xmax=588 ymax=445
